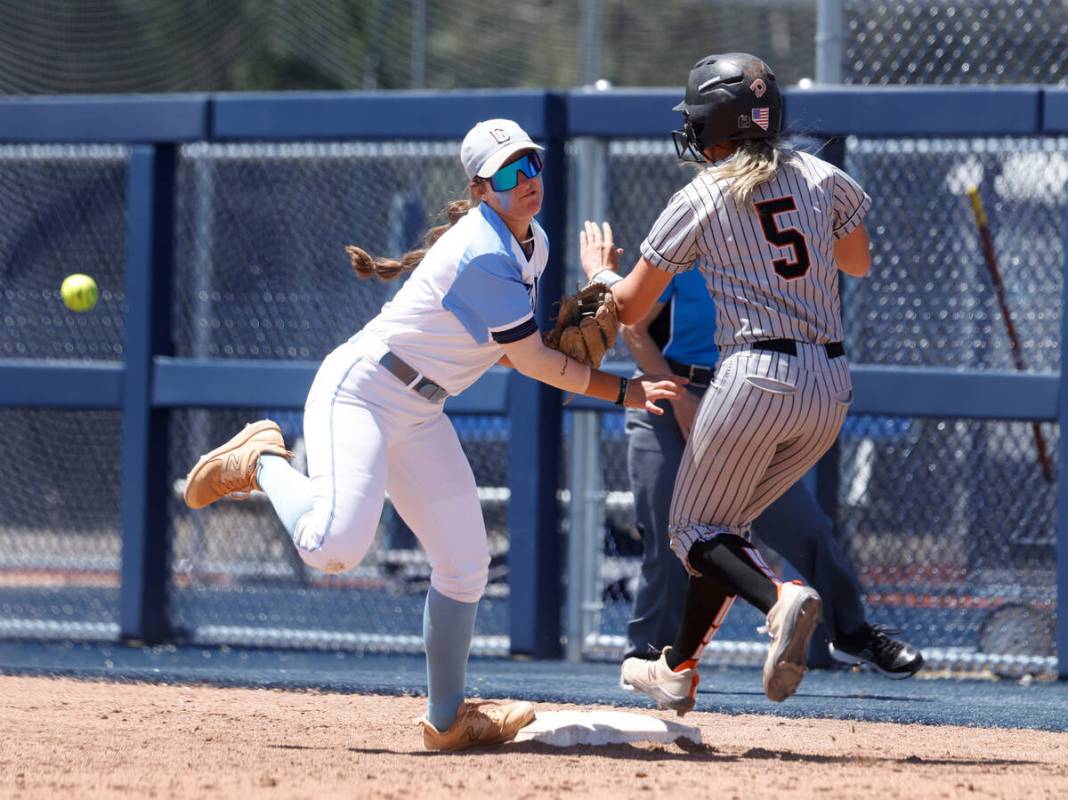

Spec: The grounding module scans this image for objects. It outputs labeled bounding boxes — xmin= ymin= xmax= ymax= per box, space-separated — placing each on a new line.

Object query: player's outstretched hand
xmin=627 ymin=373 xmax=687 ymax=415
xmin=579 ymin=220 xmax=623 ymax=282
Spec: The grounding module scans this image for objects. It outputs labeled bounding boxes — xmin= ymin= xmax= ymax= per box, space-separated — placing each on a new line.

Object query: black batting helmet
xmin=671 ymin=53 xmax=783 ymax=162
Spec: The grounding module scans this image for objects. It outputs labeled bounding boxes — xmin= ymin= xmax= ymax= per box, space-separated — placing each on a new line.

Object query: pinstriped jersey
xmin=640 ymin=149 xmax=870 ymax=347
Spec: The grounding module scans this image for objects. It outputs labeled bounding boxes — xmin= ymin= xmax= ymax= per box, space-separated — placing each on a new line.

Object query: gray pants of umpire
xmin=624 ymin=383 xmax=868 ymax=660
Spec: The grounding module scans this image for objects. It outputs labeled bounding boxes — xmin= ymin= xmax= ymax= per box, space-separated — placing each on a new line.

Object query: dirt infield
xmin=2 ymin=676 xmax=1066 ymax=799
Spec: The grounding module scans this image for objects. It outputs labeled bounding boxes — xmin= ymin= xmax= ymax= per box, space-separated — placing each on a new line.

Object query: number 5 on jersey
xmin=755 ymin=196 xmax=810 ymax=280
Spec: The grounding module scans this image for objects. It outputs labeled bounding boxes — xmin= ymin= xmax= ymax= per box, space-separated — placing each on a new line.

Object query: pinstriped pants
xmin=668 ymin=342 xmax=852 ymax=573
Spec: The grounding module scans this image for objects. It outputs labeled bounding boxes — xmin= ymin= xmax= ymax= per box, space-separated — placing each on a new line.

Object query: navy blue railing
xmin=1 ymin=86 xmax=1066 ymax=671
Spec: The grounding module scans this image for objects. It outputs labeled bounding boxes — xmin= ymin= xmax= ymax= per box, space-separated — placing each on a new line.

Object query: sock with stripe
xmin=665 ymin=574 xmax=735 ymax=670
xmin=686 ymin=534 xmax=778 ymax=613
xmin=424 ymin=587 xmax=479 ymax=732
xmin=257 ymin=454 xmax=314 ymax=538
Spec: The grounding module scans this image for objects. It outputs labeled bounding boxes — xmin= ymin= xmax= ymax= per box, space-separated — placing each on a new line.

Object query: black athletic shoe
xmin=623 ymin=644 xmax=664 ymax=662
xmin=829 ymin=624 xmax=924 ymax=679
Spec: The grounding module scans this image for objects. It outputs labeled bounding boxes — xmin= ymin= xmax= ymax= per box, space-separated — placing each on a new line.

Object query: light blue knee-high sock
xmin=257 ymin=454 xmax=314 ymax=539
xmin=424 ymin=587 xmax=479 ymax=731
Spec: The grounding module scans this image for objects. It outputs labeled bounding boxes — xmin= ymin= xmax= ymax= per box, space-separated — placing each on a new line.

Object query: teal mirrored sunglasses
xmin=486 ymin=151 xmax=543 ymax=192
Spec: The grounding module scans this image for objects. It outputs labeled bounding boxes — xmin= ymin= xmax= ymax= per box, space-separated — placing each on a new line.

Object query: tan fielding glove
xmin=544 ymin=282 xmax=619 ymax=368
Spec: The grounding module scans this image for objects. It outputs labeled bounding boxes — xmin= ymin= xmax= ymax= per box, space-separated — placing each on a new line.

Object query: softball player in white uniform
xmin=584 ymin=53 xmax=873 ymax=711
xmin=182 ymin=118 xmax=683 ymax=751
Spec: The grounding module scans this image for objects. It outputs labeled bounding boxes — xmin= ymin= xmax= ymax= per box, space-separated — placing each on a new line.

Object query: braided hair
xmin=346 ymin=195 xmax=475 ymax=281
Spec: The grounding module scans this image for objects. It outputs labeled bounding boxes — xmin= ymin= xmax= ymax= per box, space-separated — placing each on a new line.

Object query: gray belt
xmin=380 ymin=350 xmax=449 ymax=404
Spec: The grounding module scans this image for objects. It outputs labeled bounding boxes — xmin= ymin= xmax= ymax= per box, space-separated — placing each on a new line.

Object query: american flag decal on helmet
xmin=752 ymin=107 xmax=770 ymax=130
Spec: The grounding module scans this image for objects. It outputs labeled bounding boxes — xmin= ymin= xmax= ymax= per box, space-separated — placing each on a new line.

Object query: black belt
xmin=379 ymin=350 xmax=449 ymax=404
xmin=666 ymin=357 xmax=715 ymax=387
xmin=751 ymin=339 xmax=845 ymax=359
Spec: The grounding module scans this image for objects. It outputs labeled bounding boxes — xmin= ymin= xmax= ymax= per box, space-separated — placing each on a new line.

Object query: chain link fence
xmin=844 ymin=0 xmax=1068 ymax=86
xmin=0 ymin=1 xmax=818 ymax=94
xmin=0 ymin=145 xmax=128 ymax=639
xmin=0 ymin=145 xmax=128 ymax=359
xmin=846 ymin=136 xmax=1066 ymax=371
xmin=840 ymin=415 xmax=1057 ymax=667
xmin=0 ymin=120 xmax=1063 ymax=675
xmin=3 ymin=1 xmax=1067 ymax=95
xmin=173 ymin=141 xmax=469 ymax=360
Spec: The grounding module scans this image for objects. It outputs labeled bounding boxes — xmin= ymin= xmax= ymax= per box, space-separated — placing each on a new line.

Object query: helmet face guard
xmin=671 ymin=115 xmax=706 ymax=163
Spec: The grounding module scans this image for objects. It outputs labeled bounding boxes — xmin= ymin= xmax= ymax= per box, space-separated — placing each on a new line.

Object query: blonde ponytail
xmin=711 ymin=139 xmax=786 ymax=207
xmin=346 ymin=197 xmax=475 ymax=281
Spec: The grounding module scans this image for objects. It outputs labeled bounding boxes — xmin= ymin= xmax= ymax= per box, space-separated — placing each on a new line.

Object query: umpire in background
xmin=586 ymin=260 xmax=924 ymax=679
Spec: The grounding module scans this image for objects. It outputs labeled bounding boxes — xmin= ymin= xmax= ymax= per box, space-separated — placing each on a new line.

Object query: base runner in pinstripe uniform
xmin=582 ymin=261 xmax=923 ymax=680
xmin=584 ymin=53 xmax=874 ymax=710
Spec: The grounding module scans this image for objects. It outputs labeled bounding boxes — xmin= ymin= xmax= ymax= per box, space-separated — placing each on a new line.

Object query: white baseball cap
xmin=460 ymin=119 xmax=544 ymax=180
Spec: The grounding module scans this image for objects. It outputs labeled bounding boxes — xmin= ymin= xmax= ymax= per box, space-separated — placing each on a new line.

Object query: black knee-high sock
xmin=665 ymin=574 xmax=735 ymax=670
xmin=687 ymin=534 xmax=778 ymax=614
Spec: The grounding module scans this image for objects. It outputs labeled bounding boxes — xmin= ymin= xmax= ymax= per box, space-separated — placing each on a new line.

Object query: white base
xmin=512 ymin=710 xmax=701 ymax=748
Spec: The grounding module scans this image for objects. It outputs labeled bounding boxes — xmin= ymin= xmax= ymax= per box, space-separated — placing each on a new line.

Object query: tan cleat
xmin=417 ymin=700 xmax=536 ymax=752
xmin=763 ymin=581 xmax=822 ymax=703
xmin=183 ymin=419 xmax=293 ymax=510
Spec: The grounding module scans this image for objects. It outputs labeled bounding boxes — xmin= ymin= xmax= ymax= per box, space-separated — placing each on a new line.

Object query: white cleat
xmin=763 ymin=582 xmax=822 ymax=703
xmin=620 ymin=646 xmax=700 ymax=716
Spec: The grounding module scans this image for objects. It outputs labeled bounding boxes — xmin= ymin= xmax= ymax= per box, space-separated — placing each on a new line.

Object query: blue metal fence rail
xmin=0 ymin=87 xmax=1065 ymax=671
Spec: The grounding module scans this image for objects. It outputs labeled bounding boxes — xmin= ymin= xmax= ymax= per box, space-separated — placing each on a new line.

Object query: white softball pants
xmin=291 ymin=339 xmax=490 ymax=604
xmin=668 ymin=342 xmax=853 ymax=572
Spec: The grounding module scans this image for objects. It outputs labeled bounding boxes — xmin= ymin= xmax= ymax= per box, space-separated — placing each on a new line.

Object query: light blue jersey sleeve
xmin=443 ymin=252 xmax=538 ymax=345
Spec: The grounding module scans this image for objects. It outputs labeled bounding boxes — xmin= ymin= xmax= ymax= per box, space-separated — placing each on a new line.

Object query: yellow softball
xmin=61 ymin=273 xmax=99 ymax=313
